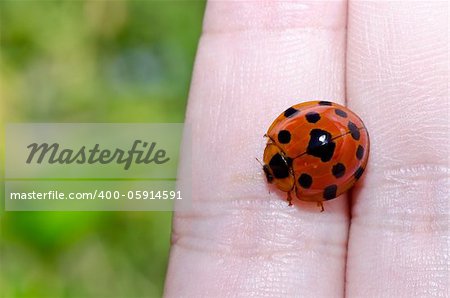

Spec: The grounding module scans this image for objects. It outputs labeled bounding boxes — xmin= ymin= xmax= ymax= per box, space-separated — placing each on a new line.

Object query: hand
xmin=165 ymin=1 xmax=448 ymax=296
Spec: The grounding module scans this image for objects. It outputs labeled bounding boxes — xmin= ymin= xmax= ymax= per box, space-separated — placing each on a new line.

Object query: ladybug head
xmin=262 ymin=143 xmax=294 ymax=192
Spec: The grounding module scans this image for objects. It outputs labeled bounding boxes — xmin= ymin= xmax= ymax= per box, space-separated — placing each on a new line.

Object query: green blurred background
xmin=0 ymin=1 xmax=205 ymax=297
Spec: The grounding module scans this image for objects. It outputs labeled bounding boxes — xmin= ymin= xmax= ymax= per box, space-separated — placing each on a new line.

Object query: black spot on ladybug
xmin=269 ymin=153 xmax=290 ymax=179
xmin=318 ymin=101 xmax=332 ymax=106
xmin=305 ymin=112 xmax=321 ymax=123
xmin=332 ymin=163 xmax=346 ymax=178
xmin=306 ymin=129 xmax=336 ymax=162
xmin=354 ymin=166 xmax=365 ymax=180
xmin=285 ymin=156 xmax=293 ymax=167
xmin=335 ymin=109 xmax=348 ymax=118
xmin=348 ymin=121 xmax=361 ymax=140
xmin=298 ymin=173 xmax=313 ymax=188
xmin=277 ymin=130 xmax=291 ymax=144
xmin=356 ymin=145 xmax=364 ymax=160
xmin=284 ymin=107 xmax=299 ymax=118
xmin=323 ymin=184 xmax=338 ymax=200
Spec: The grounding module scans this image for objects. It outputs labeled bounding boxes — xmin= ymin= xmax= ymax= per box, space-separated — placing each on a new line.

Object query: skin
xmin=165 ymin=1 xmax=448 ymax=297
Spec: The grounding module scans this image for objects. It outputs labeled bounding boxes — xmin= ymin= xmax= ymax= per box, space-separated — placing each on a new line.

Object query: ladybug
xmin=262 ymin=101 xmax=369 ymax=211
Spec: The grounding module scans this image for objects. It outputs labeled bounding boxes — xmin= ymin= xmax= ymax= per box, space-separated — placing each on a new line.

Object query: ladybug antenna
xmin=255 ymin=157 xmax=264 ymax=167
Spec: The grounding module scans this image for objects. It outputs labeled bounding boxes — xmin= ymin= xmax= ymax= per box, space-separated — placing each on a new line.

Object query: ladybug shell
xmin=263 ymin=101 xmax=369 ymax=202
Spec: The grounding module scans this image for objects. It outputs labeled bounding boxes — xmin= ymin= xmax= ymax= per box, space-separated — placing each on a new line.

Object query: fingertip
xmin=203 ymin=1 xmax=348 ymax=34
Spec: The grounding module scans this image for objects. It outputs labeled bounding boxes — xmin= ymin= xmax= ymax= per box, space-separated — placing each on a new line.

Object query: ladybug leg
xmin=265 ymin=134 xmax=277 ymax=144
xmin=317 ymin=202 xmax=324 ymax=212
xmin=287 ymin=192 xmax=293 ymax=206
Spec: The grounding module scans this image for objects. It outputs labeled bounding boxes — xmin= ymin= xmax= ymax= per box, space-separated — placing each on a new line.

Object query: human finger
xmin=346 ymin=1 xmax=449 ymax=296
xmin=165 ymin=1 xmax=351 ymax=297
